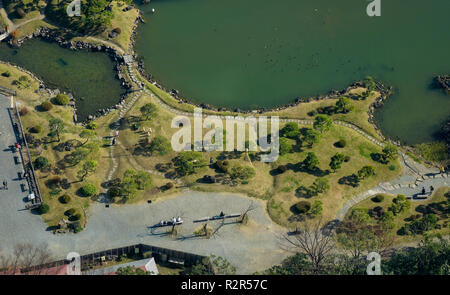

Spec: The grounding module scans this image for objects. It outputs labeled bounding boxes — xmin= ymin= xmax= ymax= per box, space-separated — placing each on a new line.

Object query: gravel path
xmin=1 ymin=95 xmax=286 ymax=273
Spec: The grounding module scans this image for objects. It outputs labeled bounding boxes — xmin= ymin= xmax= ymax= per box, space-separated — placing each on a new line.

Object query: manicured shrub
xmin=1 ymin=71 xmax=11 ymax=77
xmin=34 ymin=156 xmax=49 ymax=169
xmin=344 ymin=155 xmax=351 ymax=162
xmin=357 ymin=165 xmax=375 ymax=180
xmin=108 ymin=186 xmax=122 ymax=199
xmin=40 ymin=101 xmax=53 ymax=111
xmin=17 ymin=8 xmax=26 ymax=18
xmin=37 ymin=203 xmax=50 ymax=214
xmin=30 ymin=125 xmax=42 ymax=133
xmin=112 ymin=27 xmax=122 ymax=34
xmin=372 ymin=195 xmax=385 ymax=203
xmin=216 ymin=160 xmax=230 ymax=173
xmin=397 ymin=226 xmax=410 ymax=236
xmin=295 ymin=201 xmax=311 ymax=214
xmin=389 ymin=165 xmax=396 ymax=171
xmin=61 ymin=194 xmax=71 ymax=204
xmin=165 ymin=182 xmax=174 ymax=190
xmin=277 ymin=165 xmax=287 ymax=173
xmin=335 ymin=139 xmax=346 ymax=148
xmin=86 ymin=121 xmax=98 ymax=130
xmin=79 ymin=184 xmax=97 ymax=197
xmin=45 ymin=176 xmax=62 ymax=189
xmin=19 ymin=107 xmax=29 ymax=116
xmin=65 ymin=208 xmax=76 ymax=216
xmin=72 ymin=213 xmax=81 ymax=221
xmin=307 ymin=110 xmax=318 ymax=117
xmin=53 ymin=93 xmax=70 ymax=105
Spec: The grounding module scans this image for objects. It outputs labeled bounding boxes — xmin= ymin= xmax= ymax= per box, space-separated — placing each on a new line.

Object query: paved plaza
xmin=0 ymin=98 xmax=287 ymax=273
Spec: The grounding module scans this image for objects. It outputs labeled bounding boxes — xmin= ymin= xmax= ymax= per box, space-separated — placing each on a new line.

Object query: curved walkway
xmin=118 ymin=54 xmax=449 ymax=222
xmin=0 ymin=2 xmax=45 ymax=35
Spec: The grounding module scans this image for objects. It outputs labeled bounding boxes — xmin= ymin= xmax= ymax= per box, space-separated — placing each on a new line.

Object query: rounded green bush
xmin=372 ymin=195 xmax=385 ymax=203
xmin=80 ymin=184 xmax=97 ymax=197
xmin=40 ymin=101 xmax=53 ymax=111
xmin=53 ymin=94 xmax=70 ymax=105
xmin=72 ymin=213 xmax=81 ymax=221
xmin=1 ymin=71 xmax=11 ymax=77
xmin=61 ymin=194 xmax=71 ymax=204
xmin=107 ymin=186 xmax=121 ymax=199
xmin=17 ymin=8 xmax=26 ymax=18
xmin=65 ymin=208 xmax=76 ymax=216
xmin=30 ymin=125 xmax=42 ymax=134
xmin=37 ymin=203 xmax=50 ymax=214
xmin=295 ymin=201 xmax=311 ymax=214
xmin=277 ymin=165 xmax=288 ymax=173
xmin=335 ymin=139 xmax=347 ymax=148
xmin=86 ymin=122 xmax=98 ymax=130
xmin=34 ymin=156 xmax=49 ymax=169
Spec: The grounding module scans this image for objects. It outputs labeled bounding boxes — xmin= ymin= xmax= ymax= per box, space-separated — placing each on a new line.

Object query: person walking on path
xmin=430 ymin=186 xmax=434 ymax=195
xmin=421 ymin=187 xmax=426 ymax=195
xmin=2 ymin=180 xmax=7 ymax=190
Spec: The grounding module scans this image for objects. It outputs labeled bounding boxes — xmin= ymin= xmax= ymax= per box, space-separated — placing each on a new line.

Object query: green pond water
xmin=0 ymin=39 xmax=125 ymax=121
xmin=136 ymin=0 xmax=450 ymax=144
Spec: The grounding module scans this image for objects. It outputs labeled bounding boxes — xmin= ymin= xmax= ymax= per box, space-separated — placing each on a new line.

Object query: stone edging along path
xmin=104 ymin=54 xmax=449 ymax=222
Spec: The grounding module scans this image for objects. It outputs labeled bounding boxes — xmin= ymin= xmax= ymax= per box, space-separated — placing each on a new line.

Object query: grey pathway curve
xmin=122 ymin=55 xmax=449 ymax=222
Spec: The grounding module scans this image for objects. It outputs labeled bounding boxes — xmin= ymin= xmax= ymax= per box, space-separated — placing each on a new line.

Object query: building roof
xmin=82 ymin=257 xmax=159 ymax=275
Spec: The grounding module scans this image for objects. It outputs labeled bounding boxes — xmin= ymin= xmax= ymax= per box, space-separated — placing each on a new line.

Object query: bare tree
xmin=280 ymin=218 xmax=335 ymax=273
xmin=240 ymin=201 xmax=256 ymax=223
xmin=336 ymin=219 xmax=395 ymax=259
xmin=0 ymin=243 xmax=52 ymax=275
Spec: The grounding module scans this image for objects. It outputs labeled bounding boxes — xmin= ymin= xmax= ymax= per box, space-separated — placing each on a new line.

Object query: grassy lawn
xmin=0 ymin=60 xmax=404 ymax=233
xmin=15 ymin=19 xmax=56 ymax=38
xmin=110 ymin=84 xmax=401 ymax=226
xmin=4 ymin=0 xmax=43 ymax=24
xmin=136 ymin=67 xmax=383 ymax=142
xmin=98 ymin=2 xmax=139 ymax=53
xmin=345 ymin=187 xmax=450 ymax=245
xmin=266 ymin=123 xmax=401 ymax=227
xmin=265 ymin=87 xmax=382 ymax=140
xmin=1 ymin=61 xmax=107 ymax=229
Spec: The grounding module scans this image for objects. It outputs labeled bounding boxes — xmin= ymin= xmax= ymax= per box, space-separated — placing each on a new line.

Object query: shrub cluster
xmin=79 ymin=184 xmax=97 ymax=197
xmin=30 ymin=125 xmax=42 ymax=133
xmin=40 ymin=101 xmax=53 ymax=111
xmin=61 ymin=194 xmax=71 ymax=204
xmin=53 ymin=94 xmax=70 ymax=105
xmin=372 ymin=195 xmax=385 ymax=203
xmin=335 ymin=139 xmax=346 ymax=148
xmin=295 ymin=201 xmax=311 ymax=214
xmin=216 ymin=160 xmax=230 ymax=173
xmin=37 ymin=203 xmax=50 ymax=214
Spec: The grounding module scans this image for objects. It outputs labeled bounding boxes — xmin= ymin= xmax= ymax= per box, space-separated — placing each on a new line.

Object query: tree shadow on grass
xmin=295 ymin=186 xmax=317 ymax=199
xmin=338 ymin=174 xmax=360 ymax=187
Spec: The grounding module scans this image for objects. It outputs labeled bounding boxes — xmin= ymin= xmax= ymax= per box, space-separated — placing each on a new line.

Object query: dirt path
xmin=0 ymin=1 xmax=44 ymax=34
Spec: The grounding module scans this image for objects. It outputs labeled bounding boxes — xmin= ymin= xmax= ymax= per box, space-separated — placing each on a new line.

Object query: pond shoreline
xmin=2 ymin=11 xmax=399 ymax=148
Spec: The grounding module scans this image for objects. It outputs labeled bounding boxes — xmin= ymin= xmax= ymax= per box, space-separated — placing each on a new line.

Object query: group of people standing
xmin=421 ymin=186 xmax=434 ymax=195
